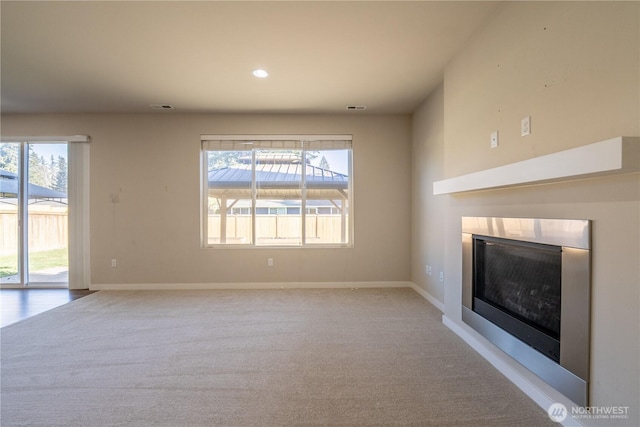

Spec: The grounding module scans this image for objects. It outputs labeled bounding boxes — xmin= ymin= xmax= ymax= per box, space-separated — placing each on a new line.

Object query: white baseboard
xmin=90 ymin=281 xmax=413 ymax=291
xmin=408 ymin=282 xmax=445 ymax=312
xmin=442 ymin=315 xmax=585 ymax=427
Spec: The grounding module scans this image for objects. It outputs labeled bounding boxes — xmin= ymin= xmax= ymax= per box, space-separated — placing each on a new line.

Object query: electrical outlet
xmin=267 ymin=258 xmax=274 ymax=267
xmin=521 ymin=116 xmax=531 ymax=136
xmin=439 ymin=272 xmax=444 ymax=282
xmin=490 ymin=130 xmax=499 ymax=148
xmin=426 ymin=265 xmax=432 ymax=275
xmin=111 ymin=259 xmax=117 ymax=268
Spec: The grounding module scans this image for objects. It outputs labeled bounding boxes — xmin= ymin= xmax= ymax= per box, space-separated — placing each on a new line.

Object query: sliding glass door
xmin=0 ymin=142 xmax=69 ymax=287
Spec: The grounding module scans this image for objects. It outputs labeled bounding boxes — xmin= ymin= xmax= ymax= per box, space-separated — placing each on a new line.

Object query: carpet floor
xmin=0 ymin=288 xmax=554 ymax=426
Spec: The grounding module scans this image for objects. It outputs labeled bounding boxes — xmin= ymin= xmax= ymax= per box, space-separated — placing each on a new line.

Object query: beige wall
xmin=444 ymin=1 xmax=639 ymax=177
xmin=411 ymin=84 xmax=445 ymax=304
xmin=1 ymin=113 xmax=412 ymax=285
xmin=412 ymin=1 xmax=639 ymax=421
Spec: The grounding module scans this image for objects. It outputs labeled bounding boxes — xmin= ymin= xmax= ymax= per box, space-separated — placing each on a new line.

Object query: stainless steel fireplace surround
xmin=462 ymin=217 xmax=591 ymax=406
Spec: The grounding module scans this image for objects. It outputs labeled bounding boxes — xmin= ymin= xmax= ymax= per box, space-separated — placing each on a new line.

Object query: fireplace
xmin=462 ymin=217 xmax=591 ymax=406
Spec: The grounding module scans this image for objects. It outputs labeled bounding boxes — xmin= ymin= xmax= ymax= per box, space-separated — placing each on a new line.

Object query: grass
xmin=0 ymin=248 xmax=68 ymax=278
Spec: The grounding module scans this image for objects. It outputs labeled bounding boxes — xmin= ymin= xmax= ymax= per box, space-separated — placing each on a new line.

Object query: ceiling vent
xmin=150 ymin=104 xmax=175 ymax=110
xmin=346 ymin=105 xmax=367 ymax=111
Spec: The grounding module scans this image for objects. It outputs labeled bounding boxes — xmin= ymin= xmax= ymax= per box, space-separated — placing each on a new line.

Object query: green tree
xmin=29 ymin=148 xmax=48 ymax=187
xmin=319 ymin=155 xmax=331 ymax=170
xmin=54 ymin=156 xmax=68 ymax=193
xmin=0 ymin=143 xmax=20 ymax=173
xmin=208 ymin=151 xmax=243 ymax=170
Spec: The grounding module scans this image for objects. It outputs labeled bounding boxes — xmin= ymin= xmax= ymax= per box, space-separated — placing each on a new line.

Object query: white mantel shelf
xmin=433 ymin=136 xmax=640 ymax=195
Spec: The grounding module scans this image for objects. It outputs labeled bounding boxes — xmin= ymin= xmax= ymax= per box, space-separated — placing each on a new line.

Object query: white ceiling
xmin=1 ymin=1 xmax=499 ymax=115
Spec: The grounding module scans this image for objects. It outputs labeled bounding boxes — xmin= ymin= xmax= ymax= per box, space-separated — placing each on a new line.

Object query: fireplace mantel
xmin=433 ymin=136 xmax=639 ymax=195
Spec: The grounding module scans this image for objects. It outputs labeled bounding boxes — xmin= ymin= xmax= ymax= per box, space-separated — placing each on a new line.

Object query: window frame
xmin=201 ymin=135 xmax=353 ymax=249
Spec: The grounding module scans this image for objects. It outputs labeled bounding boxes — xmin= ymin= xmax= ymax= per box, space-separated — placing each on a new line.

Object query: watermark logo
xmin=548 ymin=403 xmax=630 ymax=423
xmin=548 ymin=403 xmax=568 ymax=423
xmin=571 ymin=405 xmax=629 ymax=421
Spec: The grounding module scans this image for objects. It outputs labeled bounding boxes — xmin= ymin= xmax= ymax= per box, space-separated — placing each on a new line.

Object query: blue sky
xmin=31 ymin=143 xmax=68 ymax=161
xmin=311 ymin=150 xmax=349 ymax=175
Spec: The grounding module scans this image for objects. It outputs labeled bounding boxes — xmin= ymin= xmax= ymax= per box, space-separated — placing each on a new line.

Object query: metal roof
xmin=207 ymin=157 xmax=349 ymax=201
xmin=208 ymin=160 xmax=348 ymax=198
xmin=0 ymin=169 xmax=67 ymax=200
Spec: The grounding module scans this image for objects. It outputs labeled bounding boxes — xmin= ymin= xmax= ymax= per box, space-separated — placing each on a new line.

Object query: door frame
xmin=1 ymin=136 xmax=91 ymax=289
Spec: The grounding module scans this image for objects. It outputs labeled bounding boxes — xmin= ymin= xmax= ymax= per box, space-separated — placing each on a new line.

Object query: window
xmin=201 ymin=135 xmax=352 ymax=247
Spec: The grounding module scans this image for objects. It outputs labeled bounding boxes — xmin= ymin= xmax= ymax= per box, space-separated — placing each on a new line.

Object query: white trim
xmin=90 ymin=281 xmax=412 ymax=291
xmin=200 ymin=149 xmax=210 ymax=248
xmin=202 ymin=135 xmax=353 ymax=247
xmin=201 ymin=134 xmax=352 ymax=141
xmin=409 ymin=282 xmax=444 ymax=312
xmin=442 ymin=315 xmax=585 ymax=427
xmin=67 ymin=143 xmax=91 ymax=289
xmin=18 ymin=143 xmax=29 ymax=285
xmin=1 ymin=137 xmax=91 ymax=288
xmin=1 ymin=135 xmax=90 ymax=143
xmin=433 ymin=136 xmax=639 ymax=195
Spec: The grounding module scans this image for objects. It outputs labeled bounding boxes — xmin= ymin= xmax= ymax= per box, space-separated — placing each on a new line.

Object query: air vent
xmin=346 ymin=105 xmax=367 ymax=111
xmin=150 ymin=104 xmax=175 ymax=110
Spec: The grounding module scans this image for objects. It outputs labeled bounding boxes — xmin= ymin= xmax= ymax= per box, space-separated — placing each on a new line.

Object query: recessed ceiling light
xmin=253 ymin=69 xmax=269 ymax=78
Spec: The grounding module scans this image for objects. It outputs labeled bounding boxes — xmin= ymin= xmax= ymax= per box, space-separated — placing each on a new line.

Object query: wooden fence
xmin=208 ymin=214 xmax=347 ymax=244
xmin=0 ymin=209 xmax=68 ymax=255
xmin=1 ymin=211 xmax=347 ymax=254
